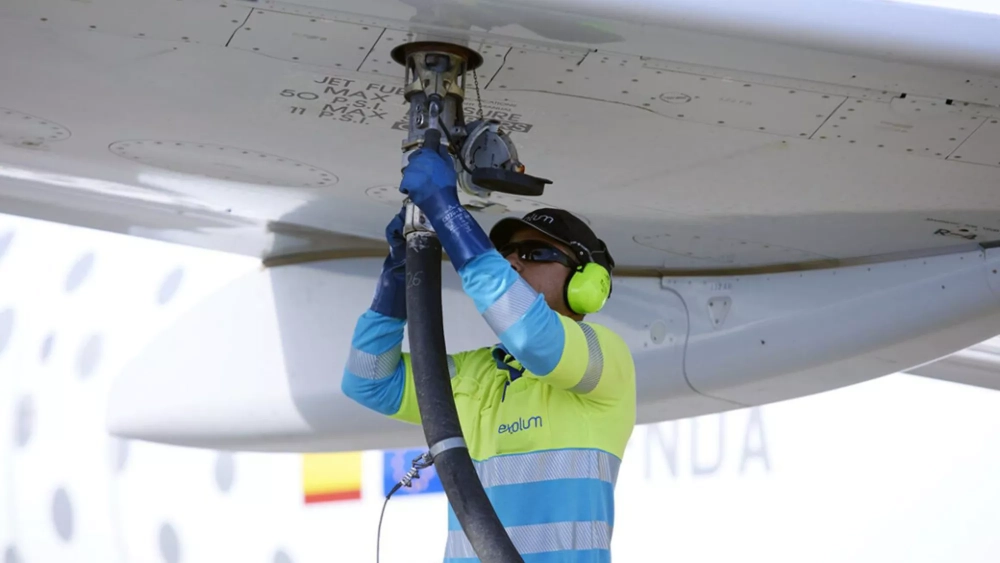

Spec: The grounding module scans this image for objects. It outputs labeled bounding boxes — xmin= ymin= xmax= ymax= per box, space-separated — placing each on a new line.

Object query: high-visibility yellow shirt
xmin=343 ymin=250 xmax=637 ymax=562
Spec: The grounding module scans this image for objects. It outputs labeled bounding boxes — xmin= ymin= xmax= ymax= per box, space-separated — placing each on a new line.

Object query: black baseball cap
xmin=489 ymin=208 xmax=615 ymax=271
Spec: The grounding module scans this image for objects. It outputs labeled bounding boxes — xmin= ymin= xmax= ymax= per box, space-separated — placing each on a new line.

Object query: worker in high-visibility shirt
xmin=342 ymin=143 xmax=636 ymax=562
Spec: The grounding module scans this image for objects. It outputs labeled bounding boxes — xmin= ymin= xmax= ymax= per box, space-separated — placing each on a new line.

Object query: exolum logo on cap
xmin=525 ymin=213 xmax=555 ymax=224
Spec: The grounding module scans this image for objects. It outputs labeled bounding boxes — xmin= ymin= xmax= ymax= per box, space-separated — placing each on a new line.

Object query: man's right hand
xmin=399 ymin=147 xmax=459 ymax=210
xmin=398 ymin=145 xmax=493 ymax=271
xmin=370 ymin=206 xmax=408 ymax=320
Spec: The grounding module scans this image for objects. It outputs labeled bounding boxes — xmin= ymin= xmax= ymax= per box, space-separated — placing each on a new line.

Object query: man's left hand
xmin=370 ymin=206 xmax=409 ymax=319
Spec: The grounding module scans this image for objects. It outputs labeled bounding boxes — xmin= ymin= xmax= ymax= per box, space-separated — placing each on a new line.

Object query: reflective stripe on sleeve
xmin=345 ymin=342 xmax=402 ymax=380
xmin=569 ymin=322 xmax=604 ymax=393
xmin=482 ymin=277 xmax=538 ymax=336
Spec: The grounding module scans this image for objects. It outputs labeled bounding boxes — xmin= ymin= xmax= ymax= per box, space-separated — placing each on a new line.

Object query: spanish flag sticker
xmin=303 ymin=452 xmax=363 ymax=504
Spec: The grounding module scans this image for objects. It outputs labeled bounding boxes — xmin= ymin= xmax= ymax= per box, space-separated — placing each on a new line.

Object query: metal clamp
xmin=429 ymin=436 xmax=468 ymax=459
xmin=403 ymin=201 xmax=434 ymax=236
xmin=398 ymin=451 xmax=435 ymax=489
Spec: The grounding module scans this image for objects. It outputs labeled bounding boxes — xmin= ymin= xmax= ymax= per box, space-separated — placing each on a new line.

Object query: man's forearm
xmin=398 ymin=148 xmax=621 ymax=398
xmin=458 ymin=257 xmax=625 ymax=399
xmin=342 ymin=233 xmax=409 ymax=416
xmin=458 ymin=249 xmax=566 ymax=377
xmin=414 ymin=197 xmax=568 ymax=375
xmin=341 ymin=309 xmax=408 ymax=415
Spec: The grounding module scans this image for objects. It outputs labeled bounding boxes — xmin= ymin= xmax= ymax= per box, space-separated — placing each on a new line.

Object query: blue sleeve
xmin=458 ymin=251 xmax=566 ymax=376
xmin=341 ymin=309 xmax=407 ymax=416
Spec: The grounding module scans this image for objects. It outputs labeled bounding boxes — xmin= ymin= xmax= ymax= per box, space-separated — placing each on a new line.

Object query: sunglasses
xmin=498 ymin=240 xmax=578 ymax=268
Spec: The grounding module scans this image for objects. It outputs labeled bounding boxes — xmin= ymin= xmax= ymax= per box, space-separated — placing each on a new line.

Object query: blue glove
xmin=369 ymin=206 xmax=408 ymax=319
xmin=399 ymin=146 xmax=458 ymax=209
xmin=399 ymin=147 xmax=492 ymax=271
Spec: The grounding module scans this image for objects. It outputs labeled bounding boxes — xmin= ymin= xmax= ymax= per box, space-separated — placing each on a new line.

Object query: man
xmin=342 ymin=144 xmax=636 ymax=562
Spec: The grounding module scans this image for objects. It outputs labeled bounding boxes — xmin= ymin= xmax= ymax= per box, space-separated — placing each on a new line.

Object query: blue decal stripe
xmin=445 ymin=521 xmax=612 ymax=558
xmin=383 ymin=449 xmax=445 ymax=497
xmin=448 ymin=479 xmax=614 ymax=530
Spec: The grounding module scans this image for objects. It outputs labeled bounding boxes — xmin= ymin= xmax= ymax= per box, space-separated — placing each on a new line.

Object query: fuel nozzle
xmin=422 ymin=122 xmax=443 ymax=152
xmin=393 ymin=41 xmax=549 ymax=202
xmin=402 ymin=127 xmax=443 ymax=237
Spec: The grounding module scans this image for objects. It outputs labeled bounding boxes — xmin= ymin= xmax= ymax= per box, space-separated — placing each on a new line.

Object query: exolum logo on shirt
xmin=498 ymin=416 xmax=543 ymax=434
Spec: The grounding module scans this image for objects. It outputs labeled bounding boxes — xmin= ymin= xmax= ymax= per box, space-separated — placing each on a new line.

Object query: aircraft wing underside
xmin=2 ymin=0 xmax=1000 ymax=452
xmin=0 ymin=0 xmax=998 ymax=273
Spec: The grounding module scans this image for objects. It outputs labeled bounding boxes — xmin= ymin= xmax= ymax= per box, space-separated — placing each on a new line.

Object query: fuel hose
xmin=404 ymin=129 xmax=523 ymax=563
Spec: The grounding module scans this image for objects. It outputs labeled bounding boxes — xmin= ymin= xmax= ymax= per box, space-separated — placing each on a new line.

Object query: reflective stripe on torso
xmin=444 ymin=448 xmax=620 ymax=562
xmin=441 ymin=346 xmax=632 ymax=562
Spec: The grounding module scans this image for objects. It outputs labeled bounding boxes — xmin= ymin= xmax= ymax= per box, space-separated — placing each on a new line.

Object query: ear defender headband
xmin=565 ymin=240 xmax=613 ymax=315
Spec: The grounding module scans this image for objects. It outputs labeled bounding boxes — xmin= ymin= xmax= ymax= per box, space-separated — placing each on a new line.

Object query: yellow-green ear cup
xmin=566 ymin=262 xmax=611 ymax=315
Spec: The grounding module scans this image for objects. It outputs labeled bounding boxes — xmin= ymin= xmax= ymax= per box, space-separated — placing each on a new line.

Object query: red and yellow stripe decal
xmin=302 ymin=452 xmax=362 ymax=503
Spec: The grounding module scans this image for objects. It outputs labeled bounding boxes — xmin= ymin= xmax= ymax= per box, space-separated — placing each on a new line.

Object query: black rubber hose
xmin=405 ymin=230 xmax=523 ymax=563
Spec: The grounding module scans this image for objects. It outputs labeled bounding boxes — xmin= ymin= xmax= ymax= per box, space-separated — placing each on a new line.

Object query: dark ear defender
xmin=564 ymin=241 xmax=612 ymax=315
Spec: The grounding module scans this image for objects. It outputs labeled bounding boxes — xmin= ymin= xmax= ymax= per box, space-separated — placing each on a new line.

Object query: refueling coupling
xmin=393 ymin=41 xmax=525 ymax=563
xmin=394 ymin=42 xmax=475 ymax=237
